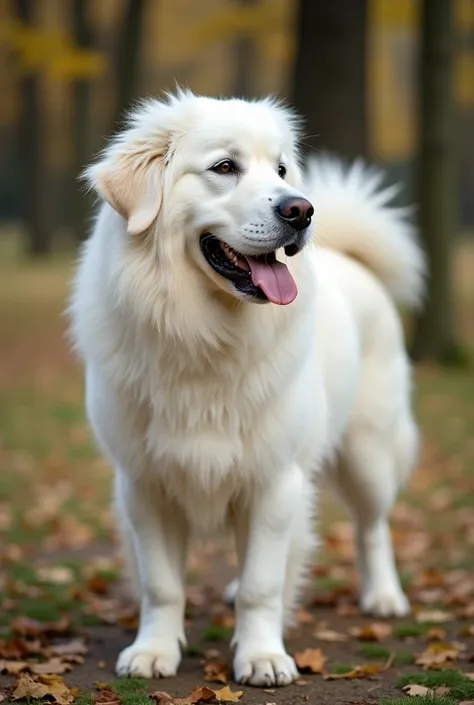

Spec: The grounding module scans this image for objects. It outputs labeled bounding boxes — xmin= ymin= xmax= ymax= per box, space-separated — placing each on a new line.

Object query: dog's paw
xmin=234 ymin=650 xmax=298 ymax=687
xmin=116 ymin=640 xmax=181 ymax=678
xmin=361 ymin=587 xmax=410 ymax=617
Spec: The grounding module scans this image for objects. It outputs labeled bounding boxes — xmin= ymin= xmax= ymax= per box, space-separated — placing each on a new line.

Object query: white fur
xmin=69 ymin=91 xmax=425 ymax=687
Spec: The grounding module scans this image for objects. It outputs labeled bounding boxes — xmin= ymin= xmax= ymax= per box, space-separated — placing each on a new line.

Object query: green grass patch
xmin=360 ymin=644 xmax=391 ymax=660
xmin=202 ymin=625 xmax=233 ymax=642
xmin=398 ymin=670 xmax=474 ymax=700
xmin=393 ymin=622 xmax=428 ymax=638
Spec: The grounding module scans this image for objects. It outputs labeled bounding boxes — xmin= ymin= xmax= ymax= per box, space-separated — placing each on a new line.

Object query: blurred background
xmin=0 ymin=0 xmax=474 ymax=695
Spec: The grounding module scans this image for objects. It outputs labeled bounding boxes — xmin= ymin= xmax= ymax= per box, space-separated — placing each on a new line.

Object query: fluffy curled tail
xmin=304 ymin=157 xmax=426 ymax=308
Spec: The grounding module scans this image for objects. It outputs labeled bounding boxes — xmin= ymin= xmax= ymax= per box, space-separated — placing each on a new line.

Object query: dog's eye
xmin=211 ymin=159 xmax=236 ymax=175
xmin=278 ymin=164 xmax=287 ymax=180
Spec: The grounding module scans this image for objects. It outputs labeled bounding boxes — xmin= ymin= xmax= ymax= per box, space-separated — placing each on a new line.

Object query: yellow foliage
xmin=188 ymin=3 xmax=286 ymax=48
xmin=1 ymin=19 xmax=108 ymax=79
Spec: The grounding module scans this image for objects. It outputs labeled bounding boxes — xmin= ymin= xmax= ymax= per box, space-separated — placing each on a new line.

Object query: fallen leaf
xmin=427 ymin=627 xmax=447 ymax=641
xmin=465 ymin=673 xmax=474 ymax=681
xmin=36 ymin=567 xmax=75 ymax=585
xmin=88 ymin=575 xmax=110 ymax=595
xmin=151 ymin=693 xmax=173 ymax=705
xmin=12 ymin=675 xmax=51 ymax=700
xmin=415 ymin=642 xmax=460 ymax=669
xmin=0 ymin=638 xmax=43 ymax=659
xmin=214 ymin=686 xmax=244 ymax=702
xmin=323 ymin=664 xmax=381 ymax=680
xmin=175 ymin=686 xmax=216 ymax=704
xmin=294 ymin=648 xmax=327 ymax=674
xmin=93 ymin=688 xmax=121 ymax=705
xmin=204 ymin=660 xmax=229 ymax=684
xmin=11 ymin=616 xmax=70 ymax=637
xmin=313 ymin=626 xmax=348 ymax=642
xmin=0 ymin=659 xmax=28 ymax=674
xmin=296 ymin=609 xmax=314 ymax=625
xmin=295 ymin=679 xmax=310 ymax=685
xmin=402 ymin=684 xmax=431 ymax=696
xmin=416 ymin=609 xmax=454 ymax=623
xmin=348 ymin=623 xmax=392 ymax=641
xmin=30 ymin=658 xmax=72 ymax=675
xmin=12 ymin=674 xmax=77 ymax=704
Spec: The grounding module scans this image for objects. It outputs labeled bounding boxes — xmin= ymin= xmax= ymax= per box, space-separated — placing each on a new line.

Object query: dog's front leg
xmin=115 ymin=473 xmax=188 ymax=679
xmin=232 ymin=464 xmax=303 ymax=687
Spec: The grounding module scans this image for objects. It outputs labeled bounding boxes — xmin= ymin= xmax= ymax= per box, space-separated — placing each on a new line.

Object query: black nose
xmin=275 ymin=197 xmax=314 ymax=231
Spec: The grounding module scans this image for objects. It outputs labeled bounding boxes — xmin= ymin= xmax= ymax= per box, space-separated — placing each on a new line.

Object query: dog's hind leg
xmin=332 ymin=359 xmax=418 ymax=617
xmin=334 ymin=413 xmax=418 ymax=616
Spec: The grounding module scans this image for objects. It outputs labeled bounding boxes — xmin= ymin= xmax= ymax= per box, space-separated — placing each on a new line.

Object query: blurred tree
xmin=233 ymin=0 xmax=257 ymax=98
xmin=71 ymin=0 xmax=94 ymax=243
xmin=291 ymin=0 xmax=367 ymax=159
xmin=15 ymin=0 xmax=50 ymax=256
xmin=112 ymin=0 xmax=146 ymax=131
xmin=411 ymin=0 xmax=461 ymax=363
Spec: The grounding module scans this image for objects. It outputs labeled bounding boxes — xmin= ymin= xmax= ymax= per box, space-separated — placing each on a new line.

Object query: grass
xmin=359 ymin=644 xmax=413 ymax=665
xmin=202 ymin=625 xmax=233 ymax=642
xmin=398 ymin=670 xmax=474 ymax=701
xmin=393 ymin=623 xmax=428 ymax=639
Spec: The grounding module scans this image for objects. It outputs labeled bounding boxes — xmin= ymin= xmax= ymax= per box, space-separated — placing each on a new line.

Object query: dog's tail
xmin=304 ymin=157 xmax=426 ymax=308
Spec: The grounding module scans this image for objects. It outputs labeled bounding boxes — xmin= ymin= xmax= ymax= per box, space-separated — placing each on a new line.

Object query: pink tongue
xmin=246 ymin=256 xmax=298 ymax=305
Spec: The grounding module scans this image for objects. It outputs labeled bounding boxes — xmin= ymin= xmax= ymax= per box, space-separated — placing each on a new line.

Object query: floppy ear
xmin=85 ymin=148 xmax=166 ymax=236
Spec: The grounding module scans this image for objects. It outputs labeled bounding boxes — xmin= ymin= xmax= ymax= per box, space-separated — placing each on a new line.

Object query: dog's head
xmin=85 ymin=90 xmax=313 ymax=306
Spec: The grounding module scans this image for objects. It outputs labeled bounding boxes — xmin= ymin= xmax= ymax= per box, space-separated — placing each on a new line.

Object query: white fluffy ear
xmin=85 ymin=150 xmax=165 ymax=236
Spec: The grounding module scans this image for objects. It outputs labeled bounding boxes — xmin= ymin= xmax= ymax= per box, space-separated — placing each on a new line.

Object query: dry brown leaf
xmin=12 ymin=675 xmax=51 ymax=701
xmin=30 ymin=658 xmax=72 ymax=675
xmin=49 ymin=638 xmax=88 ymax=658
xmin=465 ymin=673 xmax=474 ymax=681
xmin=323 ymin=664 xmax=381 ymax=680
xmin=459 ymin=701 xmax=474 ymax=705
xmin=294 ymin=648 xmax=327 ymax=674
xmin=175 ymin=686 xmax=216 ymax=704
xmin=415 ymin=642 xmax=460 ymax=669
xmin=0 ymin=638 xmax=43 ymax=659
xmin=11 ymin=615 xmax=71 ymax=637
xmin=348 ymin=623 xmax=392 ymax=641
xmin=313 ymin=626 xmax=348 ymax=642
xmin=0 ymin=693 xmax=7 ymax=703
xmin=151 ymin=693 xmax=174 ymax=705
xmin=203 ymin=660 xmax=229 ymax=684
xmin=93 ymin=688 xmax=121 ymax=705
xmin=427 ymin=627 xmax=447 ymax=641
xmin=416 ymin=609 xmax=454 ymax=623
xmin=12 ymin=674 xmax=77 ymax=704
xmin=214 ymin=686 xmax=244 ymax=702
xmin=88 ymin=575 xmax=110 ymax=595
xmin=0 ymin=659 xmax=28 ymax=674
xmin=296 ymin=609 xmax=315 ymax=625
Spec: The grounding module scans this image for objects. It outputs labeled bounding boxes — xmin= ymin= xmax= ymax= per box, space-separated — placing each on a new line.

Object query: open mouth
xmin=200 ymin=235 xmax=298 ymax=305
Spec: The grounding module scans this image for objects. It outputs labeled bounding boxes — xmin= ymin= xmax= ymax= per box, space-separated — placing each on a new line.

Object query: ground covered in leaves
xmin=0 ymin=238 xmax=474 ymax=705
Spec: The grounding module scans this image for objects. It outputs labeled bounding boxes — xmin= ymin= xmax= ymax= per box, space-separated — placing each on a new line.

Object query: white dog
xmin=70 ymin=91 xmax=425 ymax=687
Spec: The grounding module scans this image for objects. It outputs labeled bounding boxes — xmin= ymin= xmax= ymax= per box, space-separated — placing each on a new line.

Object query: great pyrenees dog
xmin=70 ymin=90 xmax=425 ymax=687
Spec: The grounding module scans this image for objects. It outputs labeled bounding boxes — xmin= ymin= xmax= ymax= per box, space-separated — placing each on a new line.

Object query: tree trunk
xmin=233 ymin=0 xmax=257 ymax=98
xmin=71 ymin=0 xmax=94 ymax=243
xmin=16 ymin=0 xmax=50 ymax=256
xmin=411 ymin=0 xmax=460 ymax=363
xmin=112 ymin=0 xmax=146 ymax=131
xmin=291 ymin=0 xmax=367 ymax=159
